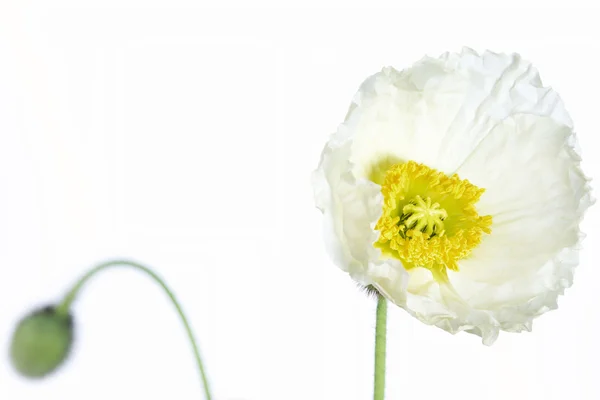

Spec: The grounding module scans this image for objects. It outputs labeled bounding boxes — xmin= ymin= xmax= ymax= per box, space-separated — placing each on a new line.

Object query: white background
xmin=0 ymin=2 xmax=599 ymax=400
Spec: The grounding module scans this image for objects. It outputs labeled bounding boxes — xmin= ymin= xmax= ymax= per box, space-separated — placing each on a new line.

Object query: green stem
xmin=55 ymin=259 xmax=213 ymax=400
xmin=374 ymin=294 xmax=388 ymax=400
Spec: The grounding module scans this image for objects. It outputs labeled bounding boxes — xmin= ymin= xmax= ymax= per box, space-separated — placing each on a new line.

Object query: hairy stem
xmin=56 ymin=259 xmax=213 ymax=400
xmin=374 ymin=294 xmax=388 ymax=400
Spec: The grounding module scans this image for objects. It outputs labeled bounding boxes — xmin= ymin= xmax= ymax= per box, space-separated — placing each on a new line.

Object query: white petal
xmin=346 ymin=66 xmax=467 ymax=177
xmin=312 ymin=130 xmax=410 ymax=289
xmin=449 ymin=113 xmax=592 ymax=331
xmin=348 ymin=48 xmax=573 ymax=180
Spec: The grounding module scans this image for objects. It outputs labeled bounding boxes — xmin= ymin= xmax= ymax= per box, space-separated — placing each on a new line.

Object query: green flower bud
xmin=10 ymin=306 xmax=74 ymax=378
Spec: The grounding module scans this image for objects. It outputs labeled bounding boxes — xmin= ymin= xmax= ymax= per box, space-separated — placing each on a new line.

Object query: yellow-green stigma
xmin=401 ymin=195 xmax=447 ymax=238
xmin=373 ymin=160 xmax=492 ymax=279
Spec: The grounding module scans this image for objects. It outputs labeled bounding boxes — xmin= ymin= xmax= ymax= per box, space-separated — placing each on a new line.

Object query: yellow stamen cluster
xmin=374 ymin=161 xmax=492 ymax=276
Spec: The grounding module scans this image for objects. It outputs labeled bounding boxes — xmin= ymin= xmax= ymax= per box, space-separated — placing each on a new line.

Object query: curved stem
xmin=374 ymin=295 xmax=387 ymax=400
xmin=55 ymin=259 xmax=213 ymax=400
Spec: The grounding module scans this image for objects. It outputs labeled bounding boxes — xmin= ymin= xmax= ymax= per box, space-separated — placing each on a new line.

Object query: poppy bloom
xmin=313 ymin=48 xmax=592 ymax=344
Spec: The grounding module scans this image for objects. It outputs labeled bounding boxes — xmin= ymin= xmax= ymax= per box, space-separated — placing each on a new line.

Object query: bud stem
xmin=374 ymin=294 xmax=387 ymax=400
xmin=56 ymin=259 xmax=213 ymax=400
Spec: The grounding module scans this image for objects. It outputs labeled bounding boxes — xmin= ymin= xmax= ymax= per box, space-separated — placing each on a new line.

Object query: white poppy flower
xmin=313 ymin=48 xmax=593 ymax=345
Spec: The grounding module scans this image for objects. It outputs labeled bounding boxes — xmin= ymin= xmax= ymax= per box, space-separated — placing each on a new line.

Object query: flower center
xmin=372 ymin=160 xmax=492 ymax=279
xmin=400 ymin=195 xmax=447 ymax=238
